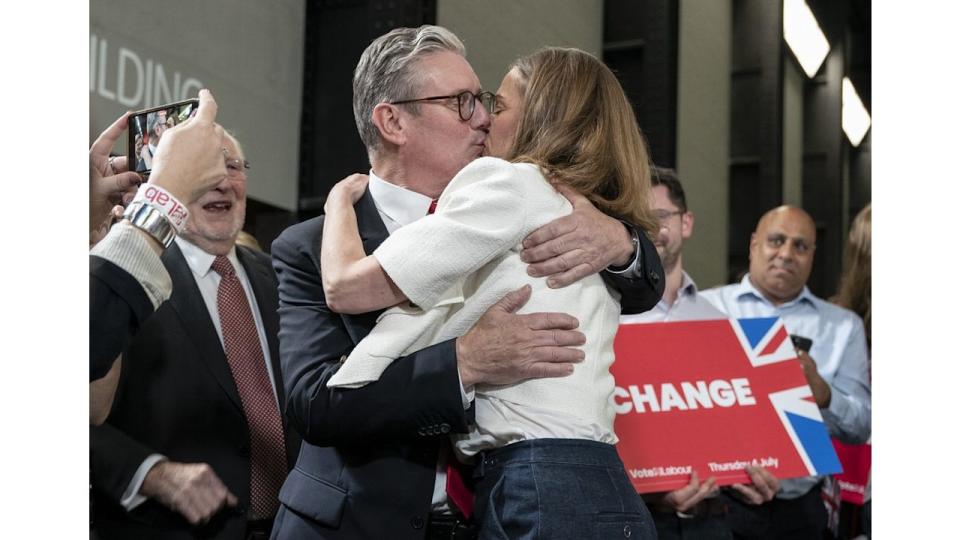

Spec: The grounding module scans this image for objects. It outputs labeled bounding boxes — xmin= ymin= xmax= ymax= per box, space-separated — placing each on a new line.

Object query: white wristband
xmin=131 ymin=183 xmax=189 ymax=233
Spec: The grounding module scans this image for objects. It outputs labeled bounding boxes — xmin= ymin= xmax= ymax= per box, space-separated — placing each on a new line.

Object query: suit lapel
xmin=162 ymin=243 xmax=244 ymax=413
xmin=356 ymin=187 xmax=389 ymax=255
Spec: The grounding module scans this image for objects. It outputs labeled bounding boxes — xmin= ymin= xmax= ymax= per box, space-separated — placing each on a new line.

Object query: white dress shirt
xmin=367 ymin=169 xmax=464 ymax=512
xmin=120 ymin=238 xmax=276 ymax=510
xmin=620 ymin=271 xmax=725 ymax=324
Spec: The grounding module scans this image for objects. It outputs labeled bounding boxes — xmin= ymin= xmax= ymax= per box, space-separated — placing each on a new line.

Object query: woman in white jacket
xmin=321 ymin=47 xmax=659 ymax=539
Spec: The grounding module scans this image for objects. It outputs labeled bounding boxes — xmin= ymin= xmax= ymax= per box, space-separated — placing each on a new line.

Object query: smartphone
xmin=127 ymin=98 xmax=200 ymax=177
xmin=789 ymin=334 xmax=813 ymax=354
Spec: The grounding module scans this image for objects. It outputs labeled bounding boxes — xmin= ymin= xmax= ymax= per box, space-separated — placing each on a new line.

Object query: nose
xmin=777 ymin=243 xmax=796 ymax=261
xmin=472 ymin=100 xmax=491 ymax=131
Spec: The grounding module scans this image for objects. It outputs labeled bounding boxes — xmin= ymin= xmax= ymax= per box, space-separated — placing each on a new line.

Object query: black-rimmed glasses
xmin=391 ymin=90 xmax=496 ymax=121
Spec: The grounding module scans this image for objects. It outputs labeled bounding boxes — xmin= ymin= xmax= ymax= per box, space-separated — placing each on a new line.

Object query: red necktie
xmin=212 ymin=256 xmax=287 ymax=518
xmin=427 ymin=199 xmax=438 ymax=215
xmin=446 ymin=453 xmax=474 ymax=519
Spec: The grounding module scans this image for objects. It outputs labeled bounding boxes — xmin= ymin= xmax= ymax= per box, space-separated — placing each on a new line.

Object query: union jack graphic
xmin=729 ymin=318 xmax=842 ymax=476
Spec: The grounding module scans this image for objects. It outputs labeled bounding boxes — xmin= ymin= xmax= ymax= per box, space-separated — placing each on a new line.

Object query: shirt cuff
xmin=90 ymin=221 xmax=172 ymax=309
xmin=120 ymin=454 xmax=167 ymax=511
xmin=820 ymin=386 xmax=851 ymax=435
xmin=606 ymin=221 xmax=641 ymax=275
xmin=457 ymin=366 xmax=475 ymax=410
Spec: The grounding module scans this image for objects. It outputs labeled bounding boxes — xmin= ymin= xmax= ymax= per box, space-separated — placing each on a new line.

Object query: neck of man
xmin=747 ymin=275 xmax=800 ymax=307
xmin=661 ymin=255 xmax=685 ymax=307
xmin=371 ymin=151 xmax=445 ymax=199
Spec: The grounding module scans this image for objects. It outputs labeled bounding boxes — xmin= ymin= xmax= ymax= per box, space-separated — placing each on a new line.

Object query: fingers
xmin=665 ymin=472 xmax=702 ymax=508
xmin=110 ymin=155 xmax=130 ymax=174
xmin=745 ymin=466 xmax=779 ymax=501
xmin=523 ymin=361 xmax=576 ymax=379
xmin=677 ymin=477 xmax=717 ymax=512
xmin=112 ymin=171 xmax=142 ymax=193
xmin=522 ymin=216 xmax=576 ymax=251
xmin=730 ymin=483 xmax=765 ymax=505
xmin=521 ymin=231 xmax=572 ymax=263
xmin=552 ymin=183 xmax=590 ymax=207
xmin=546 ymin=264 xmax=594 ymax=289
xmin=520 ymin=311 xmax=579 ymax=331
xmin=194 ymin=88 xmax=219 ymax=124
xmin=91 ymin=111 xmax=130 ymax=155
xmin=492 ymin=284 xmax=532 ymax=314
xmin=529 ymin=328 xmax=586 ymax=348
xmin=526 ymin=249 xmax=587 ymax=277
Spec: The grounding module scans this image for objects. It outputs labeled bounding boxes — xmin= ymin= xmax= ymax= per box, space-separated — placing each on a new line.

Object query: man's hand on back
xmin=456 ymin=285 xmax=586 ymax=387
xmin=521 ymin=184 xmax=634 ymax=288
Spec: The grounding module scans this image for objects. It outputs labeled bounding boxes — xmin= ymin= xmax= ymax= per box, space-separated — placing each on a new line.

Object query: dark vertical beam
xmin=603 ymin=0 xmax=679 ymax=168
xmin=727 ymin=0 xmax=783 ymax=283
xmin=298 ymin=0 xmax=436 ymax=221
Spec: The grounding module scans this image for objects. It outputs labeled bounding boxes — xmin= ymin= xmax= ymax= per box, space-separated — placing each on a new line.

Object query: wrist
xmin=455 ymin=337 xmax=478 ymax=387
xmin=140 ymin=461 xmax=169 ymax=497
xmin=609 ymin=223 xmax=638 ymax=269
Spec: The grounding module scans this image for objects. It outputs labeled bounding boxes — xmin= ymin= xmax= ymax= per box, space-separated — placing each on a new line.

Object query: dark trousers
xmin=473 ymin=438 xmax=656 ymax=540
xmin=723 ymin=485 xmax=834 ymax=540
xmin=652 ymin=506 xmax=732 ymax=540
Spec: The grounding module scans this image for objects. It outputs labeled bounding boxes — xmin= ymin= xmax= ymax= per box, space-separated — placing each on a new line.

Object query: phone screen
xmin=127 ymin=98 xmax=199 ymax=177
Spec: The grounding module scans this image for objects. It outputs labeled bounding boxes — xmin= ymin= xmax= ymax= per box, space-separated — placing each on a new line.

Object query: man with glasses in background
xmin=270 ymin=25 xmax=664 ymax=540
xmin=621 ymin=167 xmax=780 ymax=539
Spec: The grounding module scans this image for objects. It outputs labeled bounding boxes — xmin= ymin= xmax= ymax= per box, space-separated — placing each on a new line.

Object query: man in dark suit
xmin=270 ymin=26 xmax=664 ymax=540
xmin=91 ymin=134 xmax=300 ymax=540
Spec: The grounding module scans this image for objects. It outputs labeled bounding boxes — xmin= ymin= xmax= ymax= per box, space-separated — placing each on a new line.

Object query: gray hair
xmin=352 ymin=25 xmax=466 ymax=154
xmin=147 ymin=111 xmax=165 ymax=134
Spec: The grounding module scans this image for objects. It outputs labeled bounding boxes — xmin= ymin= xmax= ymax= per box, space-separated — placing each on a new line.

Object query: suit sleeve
xmin=90 ymin=423 xmax=156 ymax=504
xmin=272 ymin=223 xmax=472 ymax=448
xmin=89 ymin=256 xmax=156 ymax=381
xmin=600 ymin=221 xmax=665 ymax=315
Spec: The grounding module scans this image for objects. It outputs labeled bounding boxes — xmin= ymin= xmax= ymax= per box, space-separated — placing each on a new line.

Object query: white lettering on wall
xmin=90 ymin=33 xmax=204 ymax=108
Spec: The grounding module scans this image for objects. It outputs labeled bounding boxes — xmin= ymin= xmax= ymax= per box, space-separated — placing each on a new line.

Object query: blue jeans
xmin=472 ymin=439 xmax=656 ymax=540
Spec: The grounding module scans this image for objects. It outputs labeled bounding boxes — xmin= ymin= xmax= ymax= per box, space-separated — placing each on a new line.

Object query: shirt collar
xmin=735 ymin=274 xmax=818 ymax=310
xmin=367 ymin=169 xmax=434 ymax=227
xmin=174 ymin=237 xmax=240 ymax=279
xmin=679 ymin=271 xmax=699 ymax=297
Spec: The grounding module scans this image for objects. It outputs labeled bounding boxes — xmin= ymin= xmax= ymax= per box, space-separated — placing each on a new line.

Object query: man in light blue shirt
xmin=701 ymin=205 xmax=870 ymax=539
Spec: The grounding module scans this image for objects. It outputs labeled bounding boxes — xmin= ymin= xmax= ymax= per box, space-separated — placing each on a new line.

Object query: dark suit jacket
xmin=91 ymin=243 xmax=301 ymax=540
xmin=90 ymin=255 xmax=155 ymax=381
xmin=269 ymin=189 xmax=663 ymax=540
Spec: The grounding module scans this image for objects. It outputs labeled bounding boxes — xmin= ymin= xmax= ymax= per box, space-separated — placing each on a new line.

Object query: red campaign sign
xmin=612 ymin=318 xmax=842 ymax=494
xmin=833 ymin=440 xmax=871 ymax=504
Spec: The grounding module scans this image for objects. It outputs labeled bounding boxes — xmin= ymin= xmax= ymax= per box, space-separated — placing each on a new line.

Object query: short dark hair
xmin=650 ymin=166 xmax=687 ymax=213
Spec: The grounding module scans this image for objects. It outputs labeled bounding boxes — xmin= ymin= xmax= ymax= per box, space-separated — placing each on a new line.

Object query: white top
xmin=329 ymin=157 xmax=621 ymax=456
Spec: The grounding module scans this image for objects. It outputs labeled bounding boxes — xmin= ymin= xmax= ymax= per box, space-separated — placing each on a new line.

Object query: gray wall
xmin=90 ymin=0 xmax=305 ymax=211
xmin=437 ymin=0 xmax=603 ymax=92
xmin=675 ymin=0 xmax=731 ymax=289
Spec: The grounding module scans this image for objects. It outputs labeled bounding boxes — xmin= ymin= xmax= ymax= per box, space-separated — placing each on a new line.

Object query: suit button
xmin=439 ymin=423 xmax=450 ymax=434
xmin=410 ymin=515 xmax=424 ymax=529
xmin=623 ymin=524 xmax=632 ymax=537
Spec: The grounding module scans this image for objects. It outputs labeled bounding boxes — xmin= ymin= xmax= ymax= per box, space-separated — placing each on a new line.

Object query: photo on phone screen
xmin=127 ymin=98 xmax=199 ymax=176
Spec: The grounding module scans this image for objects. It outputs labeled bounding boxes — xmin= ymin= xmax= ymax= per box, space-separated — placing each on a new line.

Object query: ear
xmin=748 ymin=232 xmax=758 ymax=260
xmin=371 ymin=103 xmax=406 ymax=147
xmin=681 ymin=211 xmax=694 ymax=240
